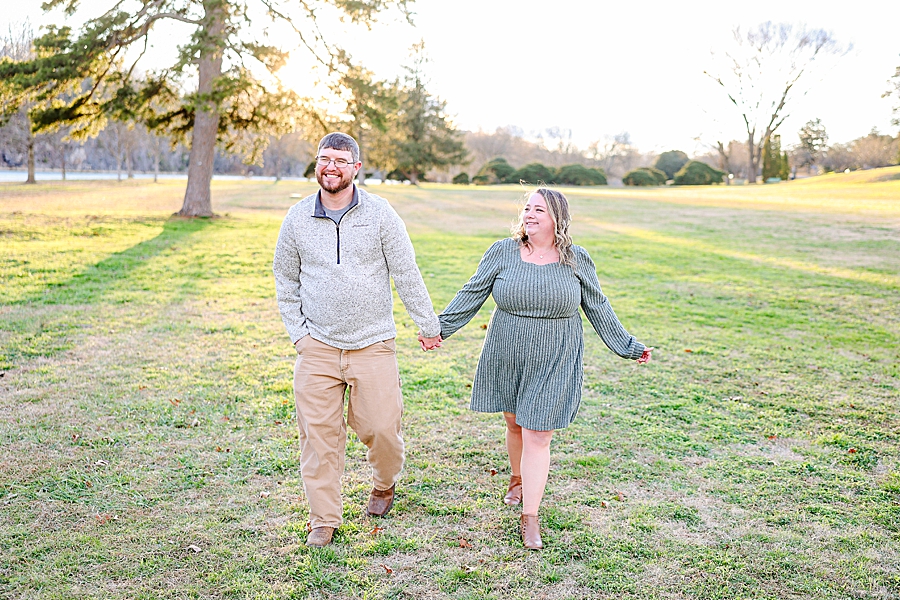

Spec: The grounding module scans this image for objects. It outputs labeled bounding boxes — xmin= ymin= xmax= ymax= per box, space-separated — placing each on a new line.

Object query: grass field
xmin=1 ymin=168 xmax=899 ymax=599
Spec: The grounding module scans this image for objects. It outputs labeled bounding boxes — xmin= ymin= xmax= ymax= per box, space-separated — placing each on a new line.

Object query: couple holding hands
xmin=273 ymin=133 xmax=652 ymax=550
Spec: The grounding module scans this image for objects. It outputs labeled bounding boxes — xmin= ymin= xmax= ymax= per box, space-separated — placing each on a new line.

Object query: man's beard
xmin=317 ymin=170 xmax=353 ymax=194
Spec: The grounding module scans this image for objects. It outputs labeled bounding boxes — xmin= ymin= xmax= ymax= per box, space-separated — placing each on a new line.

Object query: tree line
xmin=2 ymin=9 xmax=899 ymax=205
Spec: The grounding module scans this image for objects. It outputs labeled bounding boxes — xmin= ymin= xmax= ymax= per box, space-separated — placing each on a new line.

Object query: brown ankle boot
xmin=503 ymin=475 xmax=523 ymax=506
xmin=366 ymin=484 xmax=396 ymax=517
xmin=305 ymin=527 xmax=336 ymax=547
xmin=520 ymin=513 xmax=543 ymax=550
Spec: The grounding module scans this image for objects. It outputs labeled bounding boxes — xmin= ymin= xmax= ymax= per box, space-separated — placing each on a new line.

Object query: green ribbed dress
xmin=439 ymin=238 xmax=645 ymax=431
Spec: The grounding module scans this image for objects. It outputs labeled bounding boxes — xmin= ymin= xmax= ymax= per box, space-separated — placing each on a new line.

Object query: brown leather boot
xmin=305 ymin=527 xmax=336 ymax=547
xmin=503 ymin=475 xmax=523 ymax=506
xmin=520 ymin=513 xmax=543 ymax=550
xmin=366 ymin=484 xmax=396 ymax=517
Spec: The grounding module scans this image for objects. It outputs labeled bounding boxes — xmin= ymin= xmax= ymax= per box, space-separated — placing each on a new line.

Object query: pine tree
xmin=762 ymin=134 xmax=784 ymax=181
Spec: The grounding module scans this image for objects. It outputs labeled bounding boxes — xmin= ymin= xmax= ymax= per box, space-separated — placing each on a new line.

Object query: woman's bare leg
xmin=520 ymin=428 xmax=553 ymax=515
xmin=503 ymin=412 xmax=522 ymax=477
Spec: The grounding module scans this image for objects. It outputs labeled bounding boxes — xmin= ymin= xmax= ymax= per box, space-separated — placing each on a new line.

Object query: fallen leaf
xmin=274 ymin=420 xmax=283 ymax=425
xmin=684 ymin=349 xmax=693 ymax=353
xmin=489 ymin=469 xmax=498 ymax=476
xmin=370 ymin=526 xmax=384 ymax=536
xmin=848 ymin=448 xmax=857 ymax=454
xmin=169 ymin=398 xmax=181 ymax=406
xmin=139 ymin=385 xmax=147 ymax=390
xmin=379 ymin=564 xmax=393 ymax=574
xmin=222 ymin=416 xmax=230 ymax=421
xmin=259 ymin=491 xmax=270 ymax=498
xmin=767 ymin=435 xmax=777 ymax=440
xmin=72 ymin=434 xmax=80 ymax=443
xmin=458 ymin=538 xmax=473 ymax=548
xmin=84 ymin=480 xmax=92 ymax=488
xmin=215 ymin=446 xmax=223 ymax=452
xmin=600 ymin=501 xmax=609 ymax=508
xmin=187 ymin=544 xmax=202 ymax=553
xmin=95 ymin=514 xmax=118 ymax=524
xmin=480 ymin=324 xmax=487 ymax=329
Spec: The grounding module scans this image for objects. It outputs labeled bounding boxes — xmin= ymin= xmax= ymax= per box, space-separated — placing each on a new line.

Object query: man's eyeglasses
xmin=316 ymin=156 xmax=355 ymax=169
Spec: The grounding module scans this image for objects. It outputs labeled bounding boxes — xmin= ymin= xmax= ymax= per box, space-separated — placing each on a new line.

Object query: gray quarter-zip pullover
xmin=273 ymin=186 xmax=441 ymax=350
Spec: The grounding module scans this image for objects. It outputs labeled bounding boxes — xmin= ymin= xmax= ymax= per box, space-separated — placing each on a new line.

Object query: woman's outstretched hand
xmin=418 ymin=332 xmax=443 ymax=351
xmin=637 ymin=347 xmax=654 ymax=364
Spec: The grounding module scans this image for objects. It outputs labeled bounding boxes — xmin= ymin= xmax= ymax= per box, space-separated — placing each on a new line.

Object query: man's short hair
xmin=318 ymin=133 xmax=360 ymax=164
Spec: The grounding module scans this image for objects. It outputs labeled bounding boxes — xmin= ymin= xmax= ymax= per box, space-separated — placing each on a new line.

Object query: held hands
xmin=417 ymin=332 xmax=443 ymax=351
xmin=637 ymin=347 xmax=654 ymax=364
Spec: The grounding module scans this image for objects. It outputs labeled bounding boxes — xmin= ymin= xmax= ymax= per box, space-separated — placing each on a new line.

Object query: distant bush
xmin=638 ymin=167 xmax=666 ymax=185
xmin=452 ymin=172 xmax=470 ymax=185
xmin=475 ymin=158 xmax=516 ymax=184
xmin=673 ymin=161 xmax=726 ymax=185
xmin=623 ymin=168 xmax=663 ymax=186
xmin=555 ymin=164 xmax=607 ymax=186
xmin=511 ymin=162 xmax=556 ymax=184
xmin=654 ymin=150 xmax=689 ymax=180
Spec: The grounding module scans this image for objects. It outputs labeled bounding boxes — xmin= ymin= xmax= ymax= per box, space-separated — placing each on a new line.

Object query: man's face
xmin=315 ymin=147 xmax=360 ymax=194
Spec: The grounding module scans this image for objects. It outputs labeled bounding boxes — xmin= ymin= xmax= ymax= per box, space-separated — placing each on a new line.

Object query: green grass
xmin=1 ymin=168 xmax=899 ymax=599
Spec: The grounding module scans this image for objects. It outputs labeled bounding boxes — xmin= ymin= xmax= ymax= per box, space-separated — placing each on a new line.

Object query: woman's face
xmin=523 ymin=193 xmax=554 ymax=239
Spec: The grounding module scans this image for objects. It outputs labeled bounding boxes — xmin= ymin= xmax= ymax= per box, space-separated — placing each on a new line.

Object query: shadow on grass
xmin=0 ymin=218 xmax=214 ymax=370
xmin=24 ymin=217 xmax=215 ymax=306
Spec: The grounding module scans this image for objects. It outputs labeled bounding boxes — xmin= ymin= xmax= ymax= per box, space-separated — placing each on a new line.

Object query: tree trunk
xmin=25 ymin=134 xmax=35 ymax=184
xmin=154 ymin=140 xmax=160 ymax=183
xmin=747 ymin=131 xmax=757 ymax=184
xmin=61 ymin=145 xmax=66 ymax=181
xmin=126 ymin=148 xmax=134 ymax=179
xmin=178 ymin=2 xmax=225 ymax=217
xmin=716 ymin=142 xmax=731 ymax=185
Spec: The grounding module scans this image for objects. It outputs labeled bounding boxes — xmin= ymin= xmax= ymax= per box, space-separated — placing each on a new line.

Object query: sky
xmin=5 ymin=0 xmax=900 ymax=154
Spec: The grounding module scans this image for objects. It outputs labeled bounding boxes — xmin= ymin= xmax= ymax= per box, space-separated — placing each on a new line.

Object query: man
xmin=273 ymin=132 xmax=442 ymax=547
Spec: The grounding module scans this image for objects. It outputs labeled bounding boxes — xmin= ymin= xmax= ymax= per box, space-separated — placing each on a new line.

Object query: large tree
xmin=705 ymin=22 xmax=849 ymax=183
xmin=328 ymin=57 xmax=398 ymax=186
xmin=377 ymin=42 xmax=467 ymax=184
xmin=0 ymin=0 xmax=413 ymax=216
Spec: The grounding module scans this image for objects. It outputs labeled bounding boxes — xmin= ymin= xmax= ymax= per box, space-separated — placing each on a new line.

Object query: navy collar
xmin=314 ymin=185 xmax=359 ymax=217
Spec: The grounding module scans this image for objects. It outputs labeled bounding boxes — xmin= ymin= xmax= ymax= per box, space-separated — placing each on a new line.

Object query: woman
xmin=436 ymin=188 xmax=652 ymax=550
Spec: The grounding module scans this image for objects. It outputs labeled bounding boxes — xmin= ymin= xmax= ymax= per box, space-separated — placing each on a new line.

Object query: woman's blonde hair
xmin=511 ymin=187 xmax=576 ymax=268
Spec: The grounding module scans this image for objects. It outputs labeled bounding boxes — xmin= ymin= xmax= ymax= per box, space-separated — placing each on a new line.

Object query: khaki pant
xmin=293 ymin=336 xmax=404 ymax=529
